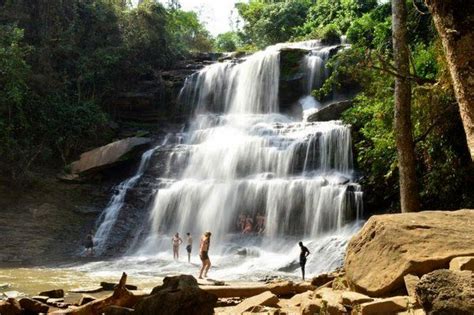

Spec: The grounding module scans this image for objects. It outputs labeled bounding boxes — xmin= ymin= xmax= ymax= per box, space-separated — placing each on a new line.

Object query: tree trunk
xmin=424 ymin=0 xmax=474 ymax=161
xmin=392 ymin=0 xmax=420 ymax=212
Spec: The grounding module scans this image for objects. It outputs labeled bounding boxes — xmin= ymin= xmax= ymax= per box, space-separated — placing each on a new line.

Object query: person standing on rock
xmin=186 ymin=232 xmax=193 ymax=263
xmin=199 ymin=231 xmax=211 ymax=279
xmin=299 ymin=241 xmax=310 ymax=281
xmin=172 ymin=232 xmax=183 ymax=260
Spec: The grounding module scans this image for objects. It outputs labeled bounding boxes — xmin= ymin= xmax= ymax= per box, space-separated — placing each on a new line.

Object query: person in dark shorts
xmin=299 ymin=241 xmax=310 ymax=280
xmin=84 ymin=232 xmax=94 ymax=256
xmin=199 ymin=232 xmax=211 ymax=279
xmin=186 ymin=232 xmax=193 ymax=263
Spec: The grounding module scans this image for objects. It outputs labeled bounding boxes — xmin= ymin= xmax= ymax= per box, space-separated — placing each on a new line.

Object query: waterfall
xmin=136 ymin=43 xmax=362 ymax=276
xmin=179 ymin=48 xmax=280 ymax=114
xmin=91 ymin=41 xmax=363 ymax=278
xmin=93 ymin=135 xmax=170 ymax=254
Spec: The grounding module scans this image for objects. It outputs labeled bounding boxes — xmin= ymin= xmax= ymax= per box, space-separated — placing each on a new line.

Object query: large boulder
xmin=415 ymin=269 xmax=474 ymax=314
xmin=345 ymin=209 xmax=474 ymax=296
xmin=134 ymin=275 xmax=217 ymax=315
xmin=307 ymin=100 xmax=352 ymax=122
xmin=67 ymin=137 xmax=152 ymax=176
xmin=0 ymin=298 xmax=21 ymax=315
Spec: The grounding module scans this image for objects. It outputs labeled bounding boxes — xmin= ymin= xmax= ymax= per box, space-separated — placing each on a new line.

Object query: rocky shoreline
xmin=2 ymin=210 xmax=473 ymax=314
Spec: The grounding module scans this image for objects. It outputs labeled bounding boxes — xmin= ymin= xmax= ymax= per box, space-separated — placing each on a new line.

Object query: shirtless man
xmin=172 ymin=232 xmax=183 ymax=260
xmin=186 ymin=232 xmax=193 ymax=263
xmin=199 ymin=232 xmax=212 ymax=279
xmin=299 ymin=241 xmax=310 ymax=281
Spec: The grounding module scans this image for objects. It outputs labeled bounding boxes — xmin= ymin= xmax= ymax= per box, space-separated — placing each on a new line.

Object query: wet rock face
xmin=307 ymin=100 xmax=353 ymax=122
xmin=415 ymin=269 xmax=474 ymax=314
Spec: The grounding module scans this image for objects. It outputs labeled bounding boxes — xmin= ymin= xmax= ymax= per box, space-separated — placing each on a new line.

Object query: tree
xmin=215 ymin=32 xmax=240 ymax=52
xmin=392 ymin=0 xmax=420 ymax=212
xmin=424 ymin=0 xmax=474 ymax=161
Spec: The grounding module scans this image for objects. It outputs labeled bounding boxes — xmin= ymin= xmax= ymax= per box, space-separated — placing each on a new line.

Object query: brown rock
xmin=32 ymin=295 xmax=49 ymax=303
xmin=134 ymin=275 xmax=217 ymax=315
xmin=68 ymin=137 xmax=152 ymax=175
xmin=201 ymin=281 xmax=295 ymax=298
xmin=19 ymin=297 xmax=49 ymax=313
xmin=47 ymin=298 xmax=65 ymax=304
xmin=39 ymin=289 xmax=64 ymax=298
xmin=359 ymin=296 xmax=415 ymax=315
xmin=311 ymin=273 xmax=336 ymax=287
xmin=103 ymin=305 xmax=135 ymax=315
xmin=340 ymin=291 xmax=373 ymax=305
xmin=286 ymin=290 xmax=314 ymax=307
xmin=345 ymin=209 xmax=474 ymax=296
xmin=78 ymin=294 xmax=96 ymax=306
xmin=415 ymin=269 xmax=474 ymax=314
xmin=300 ymin=298 xmax=323 ymax=315
xmin=69 ymin=287 xmax=103 ymax=294
xmin=403 ymin=274 xmax=419 ymax=297
xmin=449 ymin=256 xmax=474 ymax=271
xmin=0 ymin=298 xmax=21 ymax=315
xmin=314 ymin=288 xmax=347 ymax=314
xmin=231 ymin=291 xmax=279 ymax=314
xmin=100 ymin=282 xmax=138 ymax=291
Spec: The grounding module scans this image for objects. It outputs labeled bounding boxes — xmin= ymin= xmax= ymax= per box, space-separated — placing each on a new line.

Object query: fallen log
xmin=200 ymin=281 xmax=315 ymax=298
xmin=50 ymin=273 xmax=146 ymax=315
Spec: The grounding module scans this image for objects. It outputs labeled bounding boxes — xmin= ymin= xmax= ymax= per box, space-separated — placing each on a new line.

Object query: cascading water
xmin=90 ymin=40 xmax=362 ymax=280
xmin=93 ymin=135 xmax=170 ymax=254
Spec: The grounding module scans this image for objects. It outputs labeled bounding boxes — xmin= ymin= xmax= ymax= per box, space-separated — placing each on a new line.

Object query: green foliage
xmin=215 ymin=32 xmax=241 ymax=52
xmin=236 ymin=0 xmax=311 ymax=48
xmin=297 ymin=0 xmax=378 ymax=38
xmin=0 ymin=0 xmax=212 ymax=181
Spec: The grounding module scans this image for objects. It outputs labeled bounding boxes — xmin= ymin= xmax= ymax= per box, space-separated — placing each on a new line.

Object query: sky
xmin=132 ymin=0 xmax=246 ymax=37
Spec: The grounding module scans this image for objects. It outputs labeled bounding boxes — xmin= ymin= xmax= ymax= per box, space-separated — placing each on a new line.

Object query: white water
xmin=93 ymin=135 xmax=170 ymax=254
xmin=90 ymin=41 xmax=363 ymax=280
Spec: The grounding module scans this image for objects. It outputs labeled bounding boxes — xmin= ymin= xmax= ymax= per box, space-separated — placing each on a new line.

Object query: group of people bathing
xmin=171 ymin=231 xmax=312 ymax=281
xmin=237 ymin=213 xmax=266 ymax=234
xmin=172 ymin=231 xmax=211 ymax=279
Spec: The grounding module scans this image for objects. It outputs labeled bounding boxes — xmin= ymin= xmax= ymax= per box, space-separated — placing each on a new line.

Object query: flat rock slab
xmin=449 ymin=256 xmax=474 ymax=271
xmin=39 ymin=289 xmax=64 ymax=298
xmin=69 ymin=287 xmax=104 ymax=293
xmin=345 ymin=209 xmax=474 ymax=296
xmin=360 ymin=296 xmax=415 ymax=315
xmin=341 ymin=291 xmax=373 ymax=305
xmin=231 ymin=291 xmax=279 ymax=314
xmin=69 ymin=137 xmax=152 ymax=175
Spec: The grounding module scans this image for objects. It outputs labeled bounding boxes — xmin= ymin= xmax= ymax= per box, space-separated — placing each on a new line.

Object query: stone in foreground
xmin=415 ymin=269 xmax=474 ymax=314
xmin=134 ymin=275 xmax=217 ymax=315
xmin=340 ymin=291 xmax=373 ymax=305
xmin=403 ymin=274 xmax=420 ymax=297
xmin=449 ymin=256 xmax=474 ymax=271
xmin=19 ymin=297 xmax=49 ymax=313
xmin=231 ymin=291 xmax=279 ymax=314
xmin=345 ymin=209 xmax=474 ymax=296
xmin=0 ymin=298 xmax=21 ymax=315
xmin=38 ymin=289 xmax=64 ymax=298
xmin=359 ymin=296 xmax=415 ymax=315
